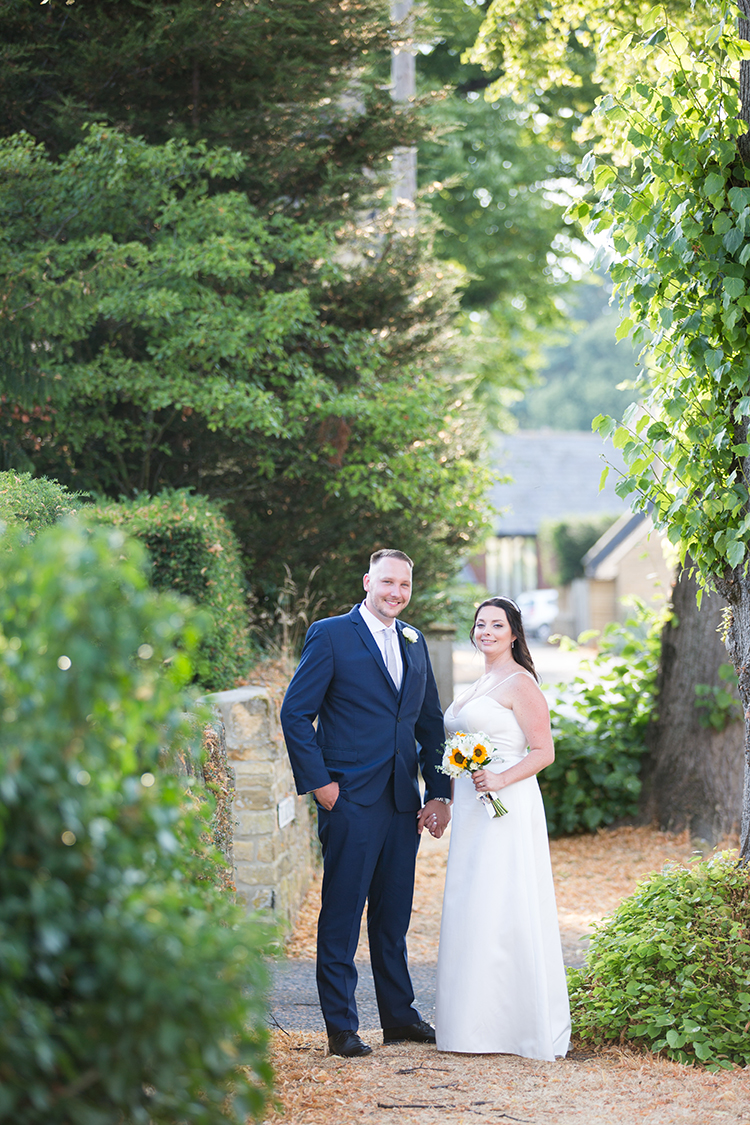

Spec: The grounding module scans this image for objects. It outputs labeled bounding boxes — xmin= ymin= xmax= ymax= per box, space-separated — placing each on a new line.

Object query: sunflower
xmin=448 ymin=749 xmax=467 ymax=769
xmin=471 ymin=744 xmax=489 ymax=764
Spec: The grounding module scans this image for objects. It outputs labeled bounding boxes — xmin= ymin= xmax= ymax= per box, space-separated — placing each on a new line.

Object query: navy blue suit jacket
xmin=280 ymin=605 xmax=450 ymax=811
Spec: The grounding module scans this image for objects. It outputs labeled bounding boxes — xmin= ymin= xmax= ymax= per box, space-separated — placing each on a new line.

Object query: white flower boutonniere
xmin=402 ymin=627 xmax=419 ymax=644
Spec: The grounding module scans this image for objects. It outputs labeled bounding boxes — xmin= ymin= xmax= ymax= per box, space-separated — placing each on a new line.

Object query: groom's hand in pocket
xmin=314 ymin=781 xmax=340 ymax=810
xmin=417 ymin=799 xmax=451 ymax=838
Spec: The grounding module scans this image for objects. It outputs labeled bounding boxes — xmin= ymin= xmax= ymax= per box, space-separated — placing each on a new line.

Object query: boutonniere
xmin=402 ymin=627 xmax=419 ymax=644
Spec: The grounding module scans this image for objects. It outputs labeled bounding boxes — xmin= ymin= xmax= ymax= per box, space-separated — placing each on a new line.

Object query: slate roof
xmin=489 ymin=430 xmax=631 ymax=537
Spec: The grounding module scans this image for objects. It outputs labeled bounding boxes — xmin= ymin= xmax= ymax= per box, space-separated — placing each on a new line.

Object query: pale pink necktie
xmin=382 ymin=628 xmax=402 ymax=689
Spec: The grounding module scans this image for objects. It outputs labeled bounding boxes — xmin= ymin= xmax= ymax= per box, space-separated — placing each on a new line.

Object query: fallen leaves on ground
xmin=264 ymin=1030 xmax=750 ymax=1125
xmin=272 ymin=826 xmax=747 ymax=1124
xmin=284 ymin=824 xmax=725 ymax=965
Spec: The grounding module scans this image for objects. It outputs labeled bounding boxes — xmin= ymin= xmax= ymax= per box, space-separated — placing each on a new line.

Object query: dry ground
xmin=266 ymin=1034 xmax=750 ymax=1125
xmin=268 ymin=826 xmax=750 ymax=1124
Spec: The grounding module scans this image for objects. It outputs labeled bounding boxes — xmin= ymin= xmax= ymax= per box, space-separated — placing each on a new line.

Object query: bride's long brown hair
xmin=470 ymin=597 xmax=539 ymax=682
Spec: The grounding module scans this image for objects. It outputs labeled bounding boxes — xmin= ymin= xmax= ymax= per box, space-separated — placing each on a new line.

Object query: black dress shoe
xmin=383 ymin=1019 xmax=436 ymax=1045
xmin=327 ymin=1030 xmax=373 ymax=1057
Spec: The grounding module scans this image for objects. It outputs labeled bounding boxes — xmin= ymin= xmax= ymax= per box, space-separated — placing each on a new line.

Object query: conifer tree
xmin=0 ymin=0 xmax=491 ymax=620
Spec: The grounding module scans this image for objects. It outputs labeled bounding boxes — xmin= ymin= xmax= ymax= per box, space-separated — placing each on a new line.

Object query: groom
xmin=280 ymin=549 xmax=451 ymax=1057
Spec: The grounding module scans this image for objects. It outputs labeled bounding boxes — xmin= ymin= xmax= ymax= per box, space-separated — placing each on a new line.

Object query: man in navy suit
xmin=280 ymin=549 xmax=451 ymax=1057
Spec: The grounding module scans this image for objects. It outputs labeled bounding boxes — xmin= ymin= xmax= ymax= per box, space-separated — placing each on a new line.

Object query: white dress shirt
xmin=359 ymin=600 xmax=403 ymax=689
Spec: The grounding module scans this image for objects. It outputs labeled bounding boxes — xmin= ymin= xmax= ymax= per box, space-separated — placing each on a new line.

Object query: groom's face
xmin=363 ymin=558 xmax=413 ymax=624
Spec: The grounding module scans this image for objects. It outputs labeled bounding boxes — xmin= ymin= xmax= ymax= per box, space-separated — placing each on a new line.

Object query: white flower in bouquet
xmin=438 ymin=730 xmax=508 ymax=818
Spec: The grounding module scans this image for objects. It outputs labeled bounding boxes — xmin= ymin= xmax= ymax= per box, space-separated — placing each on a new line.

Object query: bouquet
xmin=438 ymin=731 xmax=508 ymax=818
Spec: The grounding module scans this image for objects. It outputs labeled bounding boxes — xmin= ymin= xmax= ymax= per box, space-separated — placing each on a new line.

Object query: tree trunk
xmin=714 ymin=566 xmax=750 ymax=860
xmin=640 ymin=565 xmax=744 ymax=844
xmin=739 ymin=1 xmax=750 ymax=163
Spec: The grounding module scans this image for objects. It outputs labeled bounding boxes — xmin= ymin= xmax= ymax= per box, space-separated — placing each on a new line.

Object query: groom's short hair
xmin=369 ymin=549 xmax=413 ymax=570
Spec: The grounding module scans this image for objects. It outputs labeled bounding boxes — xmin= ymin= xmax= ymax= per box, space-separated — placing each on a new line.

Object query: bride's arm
xmin=472 ymin=677 xmax=554 ymax=794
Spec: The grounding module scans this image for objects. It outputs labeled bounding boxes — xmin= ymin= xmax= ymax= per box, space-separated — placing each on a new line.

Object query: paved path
xmin=269 ymin=960 xmax=439 ymax=1034
xmin=269 ymin=937 xmax=586 ymax=1034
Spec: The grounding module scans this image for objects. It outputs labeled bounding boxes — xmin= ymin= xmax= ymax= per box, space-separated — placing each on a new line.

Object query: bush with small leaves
xmin=0 ymin=470 xmax=81 ymax=532
xmin=569 ymin=855 xmax=750 ymax=1069
xmin=542 ymin=599 xmax=665 ymax=836
xmin=0 ymin=519 xmax=272 ymax=1124
xmin=94 ymin=490 xmax=255 ymax=691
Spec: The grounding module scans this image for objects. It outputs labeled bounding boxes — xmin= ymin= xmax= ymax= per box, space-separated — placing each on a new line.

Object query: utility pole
xmin=391 ymin=0 xmax=416 ymax=205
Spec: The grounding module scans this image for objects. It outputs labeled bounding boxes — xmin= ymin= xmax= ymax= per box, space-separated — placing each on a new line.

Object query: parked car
xmin=516 ymin=588 xmax=559 ymax=642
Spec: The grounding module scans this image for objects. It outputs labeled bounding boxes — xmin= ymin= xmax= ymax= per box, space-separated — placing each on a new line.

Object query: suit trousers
xmin=316 ymin=779 xmax=421 ymax=1035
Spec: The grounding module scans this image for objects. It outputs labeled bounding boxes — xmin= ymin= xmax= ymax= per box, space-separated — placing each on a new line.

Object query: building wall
xmin=588 ymin=578 xmax=617 ymax=637
xmin=614 ymin=533 xmax=673 ymax=612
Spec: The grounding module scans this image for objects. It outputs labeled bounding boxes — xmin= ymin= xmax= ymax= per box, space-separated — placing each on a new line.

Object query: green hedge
xmin=0 ymin=519 xmax=272 ymax=1123
xmin=569 ymin=855 xmax=750 ymax=1070
xmin=94 ymin=492 xmax=254 ymax=691
xmin=0 ymin=474 xmax=254 ymax=690
xmin=541 ymin=599 xmax=666 ymax=836
xmin=539 ymin=514 xmax=615 ymax=586
xmin=0 ymin=470 xmax=81 ymax=531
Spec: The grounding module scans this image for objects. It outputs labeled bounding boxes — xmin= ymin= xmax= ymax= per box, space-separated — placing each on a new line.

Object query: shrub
xmin=94 ymin=490 xmax=255 ymax=690
xmin=0 ymin=474 xmax=253 ymax=689
xmin=568 ymin=854 xmax=750 ymax=1070
xmin=541 ymin=599 xmax=666 ymax=836
xmin=0 ymin=519 xmax=272 ymax=1124
xmin=539 ymin=513 xmax=615 ymax=586
xmin=0 ymin=469 xmax=81 ymax=531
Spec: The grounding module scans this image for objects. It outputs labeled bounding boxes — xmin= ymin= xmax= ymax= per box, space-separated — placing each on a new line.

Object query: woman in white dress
xmin=434 ymin=596 xmax=571 ymax=1061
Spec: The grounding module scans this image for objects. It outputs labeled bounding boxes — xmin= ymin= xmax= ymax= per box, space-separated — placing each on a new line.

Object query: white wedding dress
xmin=434 ymin=672 xmax=571 ymax=1060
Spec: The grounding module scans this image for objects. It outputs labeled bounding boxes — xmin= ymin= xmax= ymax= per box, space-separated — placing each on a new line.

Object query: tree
xmin=472 ymin=0 xmax=750 ymax=855
xmin=0 ymin=0 xmax=411 ymax=220
xmin=641 ymin=565 xmax=744 ymax=843
xmin=417 ymin=0 xmax=592 ymax=414
xmin=0 ymin=0 xmax=494 ymax=623
xmin=512 ymin=280 xmax=642 ymax=431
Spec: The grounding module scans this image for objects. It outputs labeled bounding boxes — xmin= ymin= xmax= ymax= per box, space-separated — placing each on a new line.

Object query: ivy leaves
xmin=567 ymin=2 xmax=750 ymax=582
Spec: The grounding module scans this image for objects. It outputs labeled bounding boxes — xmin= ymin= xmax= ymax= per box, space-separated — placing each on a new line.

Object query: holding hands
xmin=418 ymin=798 xmax=451 ymax=839
xmin=315 ymin=785 xmax=451 ymax=839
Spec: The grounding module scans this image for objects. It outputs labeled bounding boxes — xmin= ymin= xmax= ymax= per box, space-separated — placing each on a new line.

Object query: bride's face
xmin=473 ymin=605 xmax=516 ymax=659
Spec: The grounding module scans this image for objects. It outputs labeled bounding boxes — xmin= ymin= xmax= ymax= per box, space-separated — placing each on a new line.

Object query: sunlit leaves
xmin=543 ymin=600 xmax=666 ymax=836
xmin=566 ymin=2 xmax=750 ymax=581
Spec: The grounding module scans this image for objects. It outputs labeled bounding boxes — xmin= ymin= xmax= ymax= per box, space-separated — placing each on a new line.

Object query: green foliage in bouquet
xmin=94 ymin=490 xmax=254 ymax=691
xmin=568 ymin=855 xmax=750 ymax=1070
xmin=0 ymin=470 xmax=81 ymax=532
xmin=541 ymin=599 xmax=666 ymax=836
xmin=0 ymin=520 xmax=273 ymax=1124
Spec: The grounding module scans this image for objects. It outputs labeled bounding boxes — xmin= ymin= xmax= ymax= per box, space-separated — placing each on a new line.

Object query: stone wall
xmin=208 ymin=685 xmax=317 ymax=927
xmin=425 ymin=622 xmax=457 ymax=709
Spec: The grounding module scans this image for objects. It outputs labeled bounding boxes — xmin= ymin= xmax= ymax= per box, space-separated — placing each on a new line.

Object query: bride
xmin=434 ymin=596 xmax=571 ymax=1060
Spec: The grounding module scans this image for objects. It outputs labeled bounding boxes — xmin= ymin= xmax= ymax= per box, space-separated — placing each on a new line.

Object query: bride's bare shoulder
xmin=493 ymin=668 xmax=544 ymax=701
